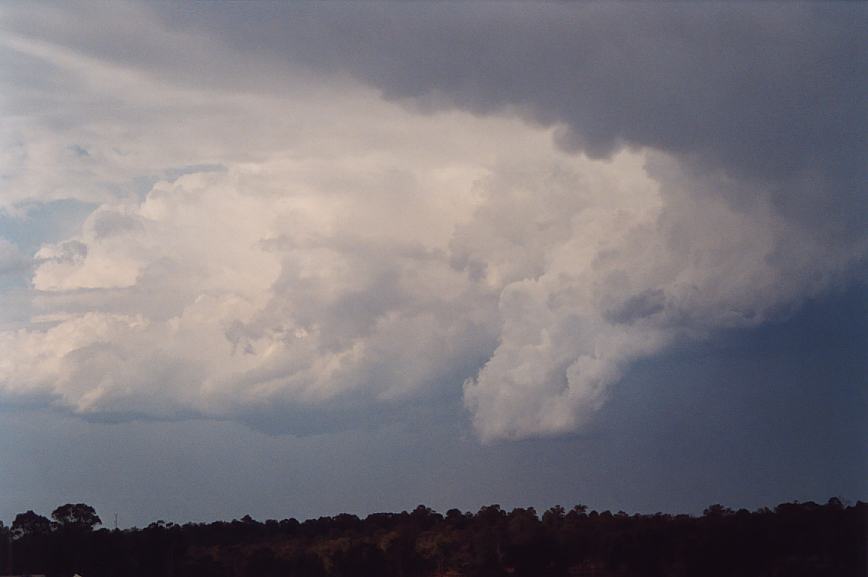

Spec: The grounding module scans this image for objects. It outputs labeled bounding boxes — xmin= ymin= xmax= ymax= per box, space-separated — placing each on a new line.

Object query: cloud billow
xmin=0 ymin=2 xmax=864 ymax=440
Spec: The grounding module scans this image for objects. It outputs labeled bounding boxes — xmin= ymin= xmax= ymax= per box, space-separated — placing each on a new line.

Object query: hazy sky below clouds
xmin=0 ymin=2 xmax=865 ymax=525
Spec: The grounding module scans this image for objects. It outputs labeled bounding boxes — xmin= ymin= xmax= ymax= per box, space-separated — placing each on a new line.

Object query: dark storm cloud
xmin=150 ymin=3 xmax=865 ymax=239
xmin=16 ymin=3 xmax=861 ymax=193
xmin=2 ymin=1 xmax=865 ymax=440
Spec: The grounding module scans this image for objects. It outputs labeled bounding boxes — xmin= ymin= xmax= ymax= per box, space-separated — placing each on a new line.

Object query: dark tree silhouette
xmin=3 ymin=499 xmax=865 ymax=577
xmin=51 ymin=503 xmax=102 ymax=532
xmin=11 ymin=510 xmax=51 ymax=539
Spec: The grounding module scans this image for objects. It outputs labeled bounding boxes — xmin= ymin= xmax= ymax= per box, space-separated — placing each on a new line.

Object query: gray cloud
xmin=10 ymin=4 xmax=864 ymax=178
xmin=0 ymin=238 xmax=27 ymax=275
xmin=0 ymin=2 xmax=864 ymax=441
xmin=5 ymin=2 xmax=863 ymax=246
xmin=140 ymin=3 xmax=865 ymax=229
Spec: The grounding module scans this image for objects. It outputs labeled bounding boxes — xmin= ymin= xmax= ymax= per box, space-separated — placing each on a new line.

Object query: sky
xmin=0 ymin=2 xmax=865 ymax=528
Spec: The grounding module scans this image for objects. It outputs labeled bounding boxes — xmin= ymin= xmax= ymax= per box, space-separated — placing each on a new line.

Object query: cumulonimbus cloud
xmin=0 ymin=2 xmax=864 ymax=440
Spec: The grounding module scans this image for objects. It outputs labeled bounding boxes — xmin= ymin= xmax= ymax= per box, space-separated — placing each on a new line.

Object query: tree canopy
xmin=51 ymin=503 xmax=102 ymax=532
xmin=1 ymin=499 xmax=864 ymax=577
xmin=11 ymin=510 xmax=51 ymax=539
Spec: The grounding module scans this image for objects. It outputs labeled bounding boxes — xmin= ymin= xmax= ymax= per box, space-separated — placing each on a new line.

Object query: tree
xmin=51 ymin=503 xmax=101 ymax=532
xmin=703 ymin=504 xmax=734 ymax=518
xmin=11 ymin=510 xmax=51 ymax=539
xmin=542 ymin=506 xmax=565 ymax=529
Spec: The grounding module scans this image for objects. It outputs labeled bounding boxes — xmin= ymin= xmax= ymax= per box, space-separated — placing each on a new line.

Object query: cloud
xmin=461 ymin=151 xmax=862 ymax=440
xmin=0 ymin=69 xmax=581 ymax=419
xmin=0 ymin=238 xmax=27 ymax=275
xmin=0 ymin=2 xmax=864 ymax=440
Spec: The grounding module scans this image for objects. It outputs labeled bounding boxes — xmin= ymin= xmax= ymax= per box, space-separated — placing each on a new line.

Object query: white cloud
xmin=0 ymin=4 xmax=863 ymax=440
xmin=462 ymin=153 xmax=862 ymax=440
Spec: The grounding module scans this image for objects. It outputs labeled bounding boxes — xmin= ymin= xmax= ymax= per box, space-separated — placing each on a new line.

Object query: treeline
xmin=1 ymin=499 xmax=864 ymax=577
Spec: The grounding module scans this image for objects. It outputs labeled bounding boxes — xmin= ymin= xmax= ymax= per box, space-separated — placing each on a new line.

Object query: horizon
xmin=5 ymin=496 xmax=864 ymax=533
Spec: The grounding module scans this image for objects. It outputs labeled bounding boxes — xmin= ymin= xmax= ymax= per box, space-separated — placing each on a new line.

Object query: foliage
xmin=0 ymin=499 xmax=864 ymax=577
xmin=11 ymin=510 xmax=51 ymax=539
xmin=51 ymin=503 xmax=102 ymax=532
